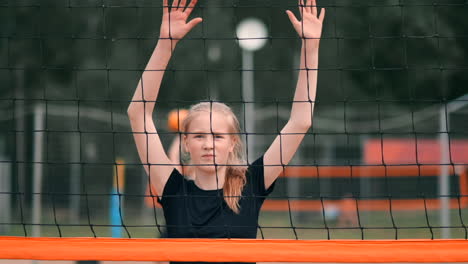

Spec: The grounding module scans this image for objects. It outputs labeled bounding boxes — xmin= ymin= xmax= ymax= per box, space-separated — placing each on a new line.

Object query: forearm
xmin=127 ymin=39 xmax=176 ymax=118
xmin=289 ymin=40 xmax=319 ymax=128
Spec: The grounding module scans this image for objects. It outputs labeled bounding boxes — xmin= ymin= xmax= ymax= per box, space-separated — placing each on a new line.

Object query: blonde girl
xmin=128 ymin=0 xmax=325 ymax=239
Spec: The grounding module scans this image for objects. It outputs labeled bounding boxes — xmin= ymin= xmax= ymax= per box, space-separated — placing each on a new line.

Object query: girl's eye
xmin=194 ymin=135 xmax=204 ymax=138
xmin=215 ymin=135 xmax=224 ymax=139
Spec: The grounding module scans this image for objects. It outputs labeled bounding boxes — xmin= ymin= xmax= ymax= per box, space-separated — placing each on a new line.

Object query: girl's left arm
xmin=264 ymin=0 xmax=325 ymax=189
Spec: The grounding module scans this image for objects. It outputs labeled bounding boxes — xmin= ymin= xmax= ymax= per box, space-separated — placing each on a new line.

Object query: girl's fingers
xmin=319 ymin=8 xmax=325 ymax=23
xmin=172 ymin=0 xmax=180 ymax=10
xmin=298 ymin=0 xmax=303 ymax=17
xmin=304 ymin=0 xmax=311 ymax=13
xmin=286 ymin=10 xmax=299 ymax=27
xmin=186 ymin=17 xmax=203 ymax=31
xmin=185 ymin=0 xmax=198 ymax=16
xmin=180 ymin=0 xmax=187 ymax=10
xmin=311 ymin=0 xmax=317 ymax=16
xmin=163 ymin=0 xmax=169 ymax=14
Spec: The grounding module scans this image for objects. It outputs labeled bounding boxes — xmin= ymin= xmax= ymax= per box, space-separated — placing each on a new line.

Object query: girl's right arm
xmin=127 ymin=0 xmax=202 ymax=196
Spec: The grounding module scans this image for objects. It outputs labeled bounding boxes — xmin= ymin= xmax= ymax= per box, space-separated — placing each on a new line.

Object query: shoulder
xmin=247 ymin=156 xmax=264 ymax=175
xmin=157 ymin=167 xmax=195 ymax=206
xmin=161 ymin=168 xmax=189 ymax=197
xmin=245 ymin=156 xmax=275 ymax=196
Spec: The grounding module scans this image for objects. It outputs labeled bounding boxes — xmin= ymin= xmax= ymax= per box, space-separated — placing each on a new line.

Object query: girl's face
xmin=184 ymin=111 xmax=236 ymax=172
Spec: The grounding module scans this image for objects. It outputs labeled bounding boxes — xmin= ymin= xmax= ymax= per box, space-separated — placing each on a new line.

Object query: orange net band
xmin=0 ymin=237 xmax=467 ymax=262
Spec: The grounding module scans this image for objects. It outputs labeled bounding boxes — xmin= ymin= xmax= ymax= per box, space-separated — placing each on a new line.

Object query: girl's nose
xmin=203 ymin=135 xmax=214 ymax=149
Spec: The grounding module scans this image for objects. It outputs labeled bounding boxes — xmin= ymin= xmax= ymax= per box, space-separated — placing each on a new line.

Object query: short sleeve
xmin=247 ymin=156 xmax=276 ymax=196
xmin=157 ymin=168 xmax=185 ymax=205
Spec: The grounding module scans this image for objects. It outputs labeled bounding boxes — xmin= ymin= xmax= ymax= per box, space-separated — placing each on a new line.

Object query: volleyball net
xmin=1 ymin=0 xmax=468 ymax=262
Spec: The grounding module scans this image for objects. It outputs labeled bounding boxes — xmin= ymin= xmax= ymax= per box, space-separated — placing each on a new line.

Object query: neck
xmin=193 ymin=166 xmax=227 ymax=190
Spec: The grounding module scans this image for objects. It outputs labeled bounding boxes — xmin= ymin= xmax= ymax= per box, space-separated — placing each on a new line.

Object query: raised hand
xmin=160 ymin=0 xmax=203 ymax=43
xmin=286 ymin=0 xmax=325 ymax=45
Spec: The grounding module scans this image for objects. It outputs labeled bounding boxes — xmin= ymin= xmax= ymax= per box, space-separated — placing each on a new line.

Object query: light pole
xmin=236 ymin=18 xmax=268 ymax=163
xmin=32 ymin=104 xmax=45 ymax=239
xmin=439 ymin=93 xmax=468 ymax=238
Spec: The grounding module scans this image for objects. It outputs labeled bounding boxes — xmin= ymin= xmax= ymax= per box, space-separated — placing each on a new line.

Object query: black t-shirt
xmin=159 ymin=156 xmax=275 ymax=239
xmin=158 ymin=156 xmax=275 ymax=264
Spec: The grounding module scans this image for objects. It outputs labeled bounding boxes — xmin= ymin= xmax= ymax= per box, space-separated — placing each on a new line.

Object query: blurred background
xmin=0 ymin=0 xmax=468 ymax=240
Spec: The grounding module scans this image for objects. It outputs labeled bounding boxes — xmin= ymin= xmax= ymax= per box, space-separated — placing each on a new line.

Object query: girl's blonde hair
xmin=181 ymin=102 xmax=247 ymax=214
